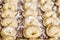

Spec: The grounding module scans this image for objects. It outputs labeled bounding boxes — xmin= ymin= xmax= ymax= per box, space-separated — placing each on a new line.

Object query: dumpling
xmin=24 ymin=2 xmax=37 ymax=10
xmin=4 ymin=0 xmax=18 ymax=4
xmin=1 ymin=17 xmax=18 ymax=28
xmin=23 ymin=16 xmax=40 ymax=28
xmin=40 ymin=0 xmax=54 ymax=12
xmin=1 ymin=27 xmax=17 ymax=37
xmin=42 ymin=11 xmax=57 ymax=18
xmin=3 ymin=3 xmax=17 ymax=11
xmin=43 ymin=18 xmax=59 ymax=27
xmin=24 ymin=0 xmax=38 ymax=2
xmin=1 ymin=10 xmax=17 ymax=18
xmin=2 ymin=36 xmax=15 ymax=40
xmin=48 ymin=38 xmax=60 ymax=40
xmin=46 ymin=25 xmax=60 ymax=37
xmin=23 ymin=25 xmax=42 ymax=38
xmin=55 ymin=0 xmax=60 ymax=6
xmin=22 ymin=9 xmax=38 ymax=18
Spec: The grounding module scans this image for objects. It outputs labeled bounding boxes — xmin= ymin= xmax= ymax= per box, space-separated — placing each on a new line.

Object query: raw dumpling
xmin=1 ymin=27 xmax=17 ymax=37
xmin=23 ymin=25 xmax=42 ymax=38
xmin=23 ymin=16 xmax=40 ymax=28
xmin=1 ymin=17 xmax=18 ymax=28
xmin=3 ymin=3 xmax=17 ymax=11
xmin=46 ymin=25 xmax=60 ymax=37
xmin=4 ymin=0 xmax=18 ymax=4
xmin=2 ymin=36 xmax=15 ymax=40
xmin=22 ymin=9 xmax=38 ymax=18
xmin=42 ymin=11 xmax=57 ymax=18
xmin=1 ymin=10 xmax=17 ymax=18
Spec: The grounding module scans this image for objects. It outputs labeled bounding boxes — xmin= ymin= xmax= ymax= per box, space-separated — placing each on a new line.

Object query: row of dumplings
xmin=0 ymin=0 xmax=18 ymax=40
xmin=16 ymin=37 xmax=60 ymax=40
xmin=41 ymin=0 xmax=60 ymax=39
xmin=22 ymin=0 xmax=42 ymax=40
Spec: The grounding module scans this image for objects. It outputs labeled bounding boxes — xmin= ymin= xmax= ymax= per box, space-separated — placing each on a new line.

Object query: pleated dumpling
xmin=46 ymin=25 xmax=60 ymax=37
xmin=23 ymin=25 xmax=42 ymax=38
xmin=1 ymin=27 xmax=17 ymax=37
xmin=1 ymin=17 xmax=18 ymax=28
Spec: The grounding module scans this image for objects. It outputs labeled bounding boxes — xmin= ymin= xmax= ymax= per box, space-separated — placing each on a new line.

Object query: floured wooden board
xmin=0 ymin=0 xmax=60 ymax=40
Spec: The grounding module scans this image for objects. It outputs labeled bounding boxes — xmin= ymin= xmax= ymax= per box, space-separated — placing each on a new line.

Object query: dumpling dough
xmin=40 ymin=0 xmax=54 ymax=12
xmin=23 ymin=25 xmax=42 ymax=38
xmin=2 ymin=36 xmax=15 ymax=40
xmin=24 ymin=2 xmax=37 ymax=10
xmin=29 ymin=38 xmax=37 ymax=40
xmin=4 ymin=0 xmax=18 ymax=4
xmin=1 ymin=9 xmax=17 ymax=18
xmin=3 ymin=3 xmax=17 ymax=11
xmin=43 ymin=18 xmax=52 ymax=27
xmin=1 ymin=17 xmax=18 ymax=28
xmin=46 ymin=25 xmax=60 ymax=37
xmin=42 ymin=11 xmax=57 ymax=18
xmin=55 ymin=0 xmax=60 ymax=6
xmin=48 ymin=38 xmax=60 ymax=40
xmin=23 ymin=16 xmax=40 ymax=28
xmin=48 ymin=38 xmax=55 ymax=40
xmin=39 ymin=0 xmax=48 ymax=5
xmin=43 ymin=18 xmax=59 ymax=27
xmin=24 ymin=0 xmax=38 ymax=2
xmin=22 ymin=9 xmax=38 ymax=18
xmin=57 ymin=6 xmax=60 ymax=13
xmin=57 ymin=7 xmax=60 ymax=20
xmin=1 ymin=27 xmax=17 ymax=37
